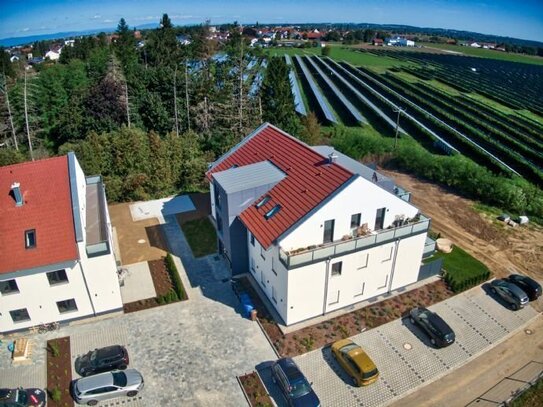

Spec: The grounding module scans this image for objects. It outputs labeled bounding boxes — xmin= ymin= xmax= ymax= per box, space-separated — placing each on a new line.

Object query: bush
xmin=165 ymin=253 xmax=187 ymax=300
xmin=48 ymin=340 xmax=60 ymax=357
xmin=50 ymin=387 xmax=62 ymax=402
xmin=438 ymin=246 xmax=491 ymax=292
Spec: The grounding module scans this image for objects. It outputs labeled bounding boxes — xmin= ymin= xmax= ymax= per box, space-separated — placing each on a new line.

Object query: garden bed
xmin=238 ymin=372 xmax=273 ymax=407
xmin=239 ymin=277 xmax=453 ymax=357
xmin=46 ymin=337 xmax=73 ymax=407
xmin=123 ymin=256 xmax=187 ymax=313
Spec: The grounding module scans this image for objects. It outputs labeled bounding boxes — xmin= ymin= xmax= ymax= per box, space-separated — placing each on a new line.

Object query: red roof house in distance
xmin=206 ymin=123 xmax=432 ymax=326
xmin=0 ymin=153 xmax=122 ymax=334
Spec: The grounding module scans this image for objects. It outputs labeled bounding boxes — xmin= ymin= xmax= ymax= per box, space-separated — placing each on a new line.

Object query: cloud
xmin=170 ymin=15 xmax=197 ymax=20
xmin=22 ymin=27 xmax=30 ymax=32
xmin=103 ymin=19 xmax=114 ymax=23
xmin=92 ymin=14 xmax=101 ymax=20
xmin=133 ymin=15 xmax=160 ymax=21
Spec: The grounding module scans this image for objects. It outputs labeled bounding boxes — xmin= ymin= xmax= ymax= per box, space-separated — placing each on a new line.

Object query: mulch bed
xmin=239 ymin=277 xmax=454 ymax=358
xmin=238 ymin=372 xmax=274 ymax=407
xmin=46 ymin=336 xmax=73 ymax=407
xmin=123 ymin=258 xmax=178 ymax=313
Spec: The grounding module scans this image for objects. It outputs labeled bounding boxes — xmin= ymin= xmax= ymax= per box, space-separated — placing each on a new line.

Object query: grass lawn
xmin=510 ymin=377 xmax=543 ymax=407
xmin=419 ymin=42 xmax=543 ymax=65
xmin=180 ymin=217 xmax=217 ymax=258
xmin=464 ymin=93 xmax=543 ymax=124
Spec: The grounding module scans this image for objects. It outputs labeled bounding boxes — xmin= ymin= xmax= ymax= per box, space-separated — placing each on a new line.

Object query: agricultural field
xmin=274 ymin=48 xmax=543 ymax=187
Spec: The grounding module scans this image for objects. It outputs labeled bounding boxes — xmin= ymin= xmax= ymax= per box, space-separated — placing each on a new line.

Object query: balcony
xmin=279 ymin=214 xmax=430 ymax=269
xmin=85 ymin=175 xmax=111 ymax=257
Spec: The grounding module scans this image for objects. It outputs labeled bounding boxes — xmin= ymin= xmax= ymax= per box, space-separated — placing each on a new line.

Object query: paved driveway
xmin=287 ymin=287 xmax=538 ymax=407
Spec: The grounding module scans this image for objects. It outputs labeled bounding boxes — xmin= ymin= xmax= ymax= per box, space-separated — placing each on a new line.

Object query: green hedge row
xmin=445 ymin=269 xmax=491 ymax=293
xmin=165 ymin=253 xmax=187 ymax=301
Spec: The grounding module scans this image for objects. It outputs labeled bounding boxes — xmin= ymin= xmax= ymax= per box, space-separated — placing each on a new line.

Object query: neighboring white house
xmin=207 ymin=123 xmax=434 ymax=326
xmin=0 ymin=153 xmax=122 ymax=333
xmin=45 ymin=45 xmax=62 ymax=60
xmin=387 ymin=36 xmax=415 ymax=47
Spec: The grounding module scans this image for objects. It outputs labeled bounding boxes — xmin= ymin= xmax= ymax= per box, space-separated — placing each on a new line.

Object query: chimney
xmin=328 ymin=152 xmax=338 ymax=164
xmin=11 ymin=182 xmax=23 ymax=206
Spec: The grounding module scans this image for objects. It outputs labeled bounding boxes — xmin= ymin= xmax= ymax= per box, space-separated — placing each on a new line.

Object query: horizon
xmin=0 ymin=0 xmax=542 ymax=44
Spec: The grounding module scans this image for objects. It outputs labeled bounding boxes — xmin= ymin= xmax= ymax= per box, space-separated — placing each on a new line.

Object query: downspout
xmin=322 ymin=258 xmax=331 ymax=316
xmin=388 ymin=239 xmax=401 ymax=293
xmin=78 ymin=260 xmax=97 ymax=317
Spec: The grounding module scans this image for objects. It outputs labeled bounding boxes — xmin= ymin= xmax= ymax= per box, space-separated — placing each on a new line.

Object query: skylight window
xmin=256 ymin=195 xmax=271 ymax=208
xmin=265 ymin=205 xmax=282 ymax=220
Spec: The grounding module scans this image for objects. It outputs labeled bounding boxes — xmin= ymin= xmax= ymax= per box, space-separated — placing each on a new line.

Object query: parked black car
xmin=506 ymin=274 xmax=542 ymax=301
xmin=271 ymin=358 xmax=321 ymax=407
xmin=0 ymin=387 xmax=46 ymax=407
xmin=75 ymin=345 xmax=129 ymax=377
xmin=409 ymin=307 xmax=455 ymax=348
xmin=489 ymin=279 xmax=529 ymax=310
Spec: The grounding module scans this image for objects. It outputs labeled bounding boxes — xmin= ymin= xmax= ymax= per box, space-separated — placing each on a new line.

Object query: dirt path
xmin=381 ymin=169 xmax=543 ymax=281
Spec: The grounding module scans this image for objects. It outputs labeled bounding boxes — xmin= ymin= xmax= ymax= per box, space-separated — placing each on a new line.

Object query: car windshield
xmin=112 ymin=371 xmax=127 ymax=387
xmin=90 ymin=350 xmax=98 ymax=363
xmin=340 ymin=343 xmax=359 ymax=355
xmin=289 ymin=377 xmax=311 ymax=398
xmin=16 ymin=390 xmax=28 ymax=404
xmin=362 ymin=368 xmax=378 ymax=380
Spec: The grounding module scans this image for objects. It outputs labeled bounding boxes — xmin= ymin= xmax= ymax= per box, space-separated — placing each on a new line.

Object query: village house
xmin=206 ymin=123 xmax=434 ymax=326
xmin=0 ymin=153 xmax=122 ymax=333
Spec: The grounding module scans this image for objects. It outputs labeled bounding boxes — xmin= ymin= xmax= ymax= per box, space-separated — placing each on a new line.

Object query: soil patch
xmin=238 ymin=277 xmax=453 ymax=358
xmin=238 ymin=372 xmax=273 ymax=407
xmin=109 ymin=202 xmax=167 ymax=265
xmin=123 ymin=258 xmax=185 ymax=313
xmin=381 ymin=169 xmax=543 ymax=281
xmin=46 ymin=337 xmax=73 ymax=407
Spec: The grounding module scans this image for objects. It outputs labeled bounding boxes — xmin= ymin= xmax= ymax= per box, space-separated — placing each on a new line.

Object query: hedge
xmin=165 ymin=253 xmax=188 ymax=301
xmin=436 ymin=246 xmax=492 ymax=293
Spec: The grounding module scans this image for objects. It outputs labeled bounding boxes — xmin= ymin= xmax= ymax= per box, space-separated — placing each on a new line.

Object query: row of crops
xmin=366 ymin=49 xmax=543 ymax=116
xmin=285 ymin=54 xmax=543 ymax=187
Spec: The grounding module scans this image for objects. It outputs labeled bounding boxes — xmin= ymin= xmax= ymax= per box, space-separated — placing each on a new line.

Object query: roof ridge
xmin=0 ymin=155 xmax=67 ymax=171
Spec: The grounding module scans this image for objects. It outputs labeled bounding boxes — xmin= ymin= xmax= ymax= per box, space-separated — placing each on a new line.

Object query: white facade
xmin=45 ymin=50 xmax=61 ymax=60
xmin=247 ymin=175 xmax=428 ymax=326
xmin=0 ymin=156 xmax=122 ymax=333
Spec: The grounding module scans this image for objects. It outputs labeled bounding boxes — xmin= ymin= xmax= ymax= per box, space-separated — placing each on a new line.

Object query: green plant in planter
xmin=49 ymin=341 xmax=60 ymax=357
xmin=50 ymin=387 xmax=62 ymax=402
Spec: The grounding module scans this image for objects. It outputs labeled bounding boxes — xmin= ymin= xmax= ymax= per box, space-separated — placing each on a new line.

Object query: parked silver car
xmin=71 ymin=369 xmax=143 ymax=405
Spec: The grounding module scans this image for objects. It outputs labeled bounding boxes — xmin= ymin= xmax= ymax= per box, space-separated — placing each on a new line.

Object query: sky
xmin=0 ymin=0 xmax=542 ymax=42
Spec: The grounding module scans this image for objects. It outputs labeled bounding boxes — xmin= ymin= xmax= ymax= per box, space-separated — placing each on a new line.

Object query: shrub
xmin=48 ymin=340 xmax=60 ymax=357
xmin=50 ymin=387 xmax=62 ymax=402
xmin=165 ymin=253 xmax=187 ymax=300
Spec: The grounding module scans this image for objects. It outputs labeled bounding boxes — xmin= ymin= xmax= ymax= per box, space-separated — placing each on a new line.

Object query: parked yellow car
xmin=331 ymin=339 xmax=379 ymax=386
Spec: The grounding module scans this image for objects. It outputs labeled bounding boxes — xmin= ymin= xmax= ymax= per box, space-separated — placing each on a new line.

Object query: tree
xmin=146 ymin=14 xmax=179 ymax=67
xmin=260 ymin=57 xmax=300 ymax=135
xmin=114 ymin=18 xmax=138 ymax=70
xmin=299 ymin=112 xmax=321 ymax=145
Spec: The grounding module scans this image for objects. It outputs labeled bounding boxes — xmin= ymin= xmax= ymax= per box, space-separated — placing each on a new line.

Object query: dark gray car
xmin=71 ymin=369 xmax=143 ymax=405
xmin=490 ymin=279 xmax=529 ymax=310
xmin=409 ymin=307 xmax=455 ymax=348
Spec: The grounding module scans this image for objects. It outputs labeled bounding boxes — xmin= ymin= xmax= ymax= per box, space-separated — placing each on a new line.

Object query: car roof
xmin=427 ymin=313 xmax=453 ymax=334
xmin=277 ymin=358 xmax=304 ymax=382
xmin=510 ymin=274 xmax=540 ymax=288
xmin=76 ymin=371 xmax=115 ymax=391
xmin=96 ymin=345 xmax=124 ymax=358
xmin=344 ymin=344 xmax=377 ymax=372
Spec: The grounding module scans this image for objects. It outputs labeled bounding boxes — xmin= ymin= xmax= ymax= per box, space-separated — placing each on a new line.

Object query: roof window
xmin=265 ymin=205 xmax=282 ymax=220
xmin=256 ymin=195 xmax=271 ymax=208
xmin=25 ymin=229 xmax=36 ymax=249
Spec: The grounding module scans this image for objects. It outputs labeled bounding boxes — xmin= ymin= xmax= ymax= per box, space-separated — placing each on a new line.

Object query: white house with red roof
xmin=0 ymin=153 xmax=122 ymax=333
xmin=207 ymin=123 xmax=434 ymax=325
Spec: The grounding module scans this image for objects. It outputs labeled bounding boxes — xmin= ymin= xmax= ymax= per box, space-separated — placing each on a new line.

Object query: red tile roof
xmin=207 ymin=124 xmax=353 ymax=248
xmin=0 ymin=156 xmax=79 ymax=274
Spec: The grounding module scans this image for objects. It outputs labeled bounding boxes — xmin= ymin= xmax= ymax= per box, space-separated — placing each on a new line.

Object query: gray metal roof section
xmin=312 ymin=146 xmax=396 ymax=193
xmin=67 ymin=152 xmax=84 ymax=243
xmin=213 ymin=161 xmax=286 ymax=193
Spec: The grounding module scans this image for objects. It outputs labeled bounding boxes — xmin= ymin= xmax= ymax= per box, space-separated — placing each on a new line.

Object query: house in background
xmin=207 ymin=123 xmax=434 ymax=326
xmin=372 ymin=38 xmax=384 ymax=46
xmin=45 ymin=44 xmax=63 ymax=60
xmin=0 ymin=153 xmax=122 ymax=333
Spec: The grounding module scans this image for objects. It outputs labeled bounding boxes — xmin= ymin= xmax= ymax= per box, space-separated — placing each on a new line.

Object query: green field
xmin=420 ymin=42 xmax=543 ymax=65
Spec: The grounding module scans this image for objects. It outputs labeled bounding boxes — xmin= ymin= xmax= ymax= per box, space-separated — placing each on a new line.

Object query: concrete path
xmin=130 ymin=195 xmax=195 ymax=222
xmin=120 ymin=261 xmax=156 ymax=303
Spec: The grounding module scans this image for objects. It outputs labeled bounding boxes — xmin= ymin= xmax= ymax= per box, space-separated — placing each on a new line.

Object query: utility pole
xmin=173 ymin=65 xmax=179 ymax=137
xmin=238 ymin=38 xmax=244 ymax=134
xmin=124 ymin=82 xmax=131 ymax=128
xmin=393 ymin=106 xmax=405 ymax=150
xmin=204 ymin=96 xmax=209 ymax=131
xmin=185 ymin=59 xmax=190 ymax=132
xmin=24 ymin=71 xmax=34 ymax=161
xmin=258 ymin=96 xmax=263 ymax=124
xmin=1 ymin=74 xmax=18 ymax=150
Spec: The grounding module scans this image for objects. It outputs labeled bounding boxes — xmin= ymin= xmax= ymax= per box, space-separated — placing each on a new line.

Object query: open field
xmin=419 ymin=42 xmax=543 ymax=65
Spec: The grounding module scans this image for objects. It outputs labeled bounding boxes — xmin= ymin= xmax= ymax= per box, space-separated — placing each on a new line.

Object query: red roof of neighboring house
xmin=207 ymin=124 xmax=353 ymax=248
xmin=306 ymin=32 xmax=323 ymax=40
xmin=0 ymin=156 xmax=78 ymax=274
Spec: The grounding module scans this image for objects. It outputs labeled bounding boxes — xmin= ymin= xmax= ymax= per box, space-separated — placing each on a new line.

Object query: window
xmin=374 ymin=208 xmax=386 ymax=231
xmin=382 ymin=246 xmax=393 ymax=262
xmin=56 ymin=299 xmax=78 ymax=313
xmin=331 ymin=262 xmax=342 ymax=276
xmin=250 ymin=233 xmax=255 ymax=246
xmin=357 ymin=253 xmax=369 ymax=269
xmin=328 ymin=290 xmax=340 ymax=305
xmin=377 ymin=275 xmax=389 ymax=290
xmin=256 ymin=195 xmax=271 ymax=208
xmin=47 ymin=269 xmax=68 ymax=285
xmin=260 ymin=245 xmax=266 ymax=260
xmin=272 ymin=258 xmax=277 ymax=275
xmin=260 ymin=270 xmax=266 ymax=287
xmin=216 ymin=212 xmax=223 ymax=232
xmin=264 ymin=205 xmax=281 ymax=220
xmin=25 ymin=229 xmax=36 ymax=249
xmin=354 ymin=282 xmax=366 ymax=298
xmin=0 ymin=279 xmax=19 ymax=295
xmin=250 ymin=258 xmax=255 ymax=273
xmin=350 ymin=213 xmax=361 ymax=230
xmin=10 ymin=308 xmax=30 ymax=323
xmin=323 ymin=219 xmax=335 ymax=243
xmin=272 ymin=286 xmax=277 ymax=303
xmin=214 ymin=183 xmax=222 ymax=209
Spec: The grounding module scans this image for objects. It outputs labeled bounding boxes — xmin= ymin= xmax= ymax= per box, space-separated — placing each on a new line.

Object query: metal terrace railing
xmin=279 ymin=214 xmax=430 ymax=269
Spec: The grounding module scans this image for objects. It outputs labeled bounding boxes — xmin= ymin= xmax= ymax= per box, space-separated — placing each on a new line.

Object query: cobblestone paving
xmin=294 ymin=288 xmax=539 ymax=407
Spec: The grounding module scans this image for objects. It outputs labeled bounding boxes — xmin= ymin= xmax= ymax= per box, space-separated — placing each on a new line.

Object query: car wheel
xmin=352 ymin=376 xmax=357 ymax=386
xmin=87 ymin=401 xmax=98 ymax=406
xmin=127 ymin=391 xmax=138 ymax=397
xmin=430 ymin=338 xmax=436 ymax=346
xmin=118 ymin=364 xmax=127 ymax=370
